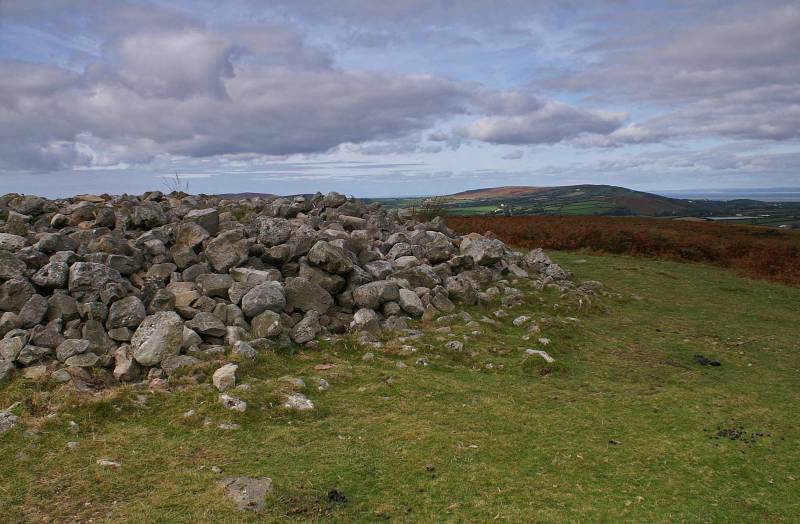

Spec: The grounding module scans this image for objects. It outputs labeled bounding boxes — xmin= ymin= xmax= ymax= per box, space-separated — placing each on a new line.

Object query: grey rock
xmin=56 ymin=339 xmax=91 ymax=362
xmin=291 ymin=311 xmax=320 ymax=344
xmin=68 ymin=262 xmax=125 ymax=300
xmin=131 ymin=201 xmax=166 ymax=229
xmin=185 ymin=208 xmax=219 ymax=236
xmin=350 ymin=308 xmax=381 ymax=334
xmin=322 ymin=191 xmax=347 ymax=208
xmin=205 ymin=230 xmax=248 ymax=273
xmin=0 ymin=411 xmax=21 ymax=434
xmin=232 ymin=340 xmax=257 ymax=359
xmin=186 ymin=312 xmax=227 ymax=337
xmin=0 ymin=233 xmax=26 ymax=251
xmin=307 ymin=241 xmax=353 ymax=274
xmin=445 ymin=276 xmax=479 ymax=305
xmin=17 ymin=345 xmax=52 ymax=366
xmin=241 ymin=282 xmax=286 ymax=318
xmin=161 ymin=354 xmax=201 ymax=376
xmin=197 ymin=273 xmax=234 ymax=299
xmin=107 ymin=296 xmax=146 ymax=330
xmin=213 ymin=363 xmax=238 ymax=392
xmin=0 ymin=251 xmax=26 ymax=281
xmin=283 ymin=392 xmax=314 ymax=410
xmin=0 ymin=359 xmax=15 ymax=382
xmin=18 ymin=294 xmax=48 ymax=328
xmin=82 ymin=319 xmax=115 ymax=353
xmin=363 ymin=260 xmax=393 ymax=279
xmin=460 ymin=233 xmax=505 ymax=266
xmin=352 ymin=280 xmax=400 ymax=309
xmin=174 ymin=222 xmax=209 ymax=248
xmin=31 ymin=261 xmax=69 ymax=288
xmin=0 ymin=278 xmax=34 ymax=313
xmin=219 ymin=393 xmax=247 ymax=412
xmin=445 ymin=340 xmax=464 ymax=352
xmin=65 ymin=352 xmax=99 ymax=368
xmin=284 ymin=277 xmax=333 ymax=314
xmin=51 ymin=368 xmax=72 ymax=383
xmin=218 ymin=476 xmax=273 ymax=513
xmin=0 ymin=335 xmax=27 ymax=361
xmin=431 ymin=291 xmax=456 ymax=313
xmin=398 ymin=288 xmax=425 ymax=317
xmin=113 ymin=345 xmax=139 ymax=381
xmin=250 ymin=310 xmax=282 ymax=338
xmin=256 ymin=217 xmax=292 ymax=247
xmin=131 ymin=312 xmax=184 ymax=366
xmin=0 ymin=312 xmax=19 ymax=338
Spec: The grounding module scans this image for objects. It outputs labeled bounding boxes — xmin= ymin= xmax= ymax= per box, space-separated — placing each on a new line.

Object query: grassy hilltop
xmin=366 ymin=185 xmax=800 ymax=227
xmin=2 ymin=251 xmax=799 ymax=522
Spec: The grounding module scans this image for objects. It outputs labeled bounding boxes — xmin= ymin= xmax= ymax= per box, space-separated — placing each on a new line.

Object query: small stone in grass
xmin=218 ymin=476 xmax=273 ymax=512
xmin=219 ymin=394 xmax=247 ymax=412
xmin=283 ymin=393 xmax=314 ymax=411
xmin=97 ymin=459 xmax=120 ymax=468
xmin=445 ymin=340 xmax=464 ymax=352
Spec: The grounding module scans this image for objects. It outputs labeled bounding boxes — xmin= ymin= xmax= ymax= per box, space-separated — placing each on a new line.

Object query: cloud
xmin=102 ymin=29 xmax=235 ymax=99
xmin=502 ymin=150 xmax=524 ymax=160
xmin=545 ymin=2 xmax=800 ymax=142
xmin=460 ymin=99 xmax=626 ymax=145
xmin=0 ymin=15 xmax=471 ymax=171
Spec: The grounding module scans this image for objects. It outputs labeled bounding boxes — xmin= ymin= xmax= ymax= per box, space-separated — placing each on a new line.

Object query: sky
xmin=0 ymin=0 xmax=799 ymax=197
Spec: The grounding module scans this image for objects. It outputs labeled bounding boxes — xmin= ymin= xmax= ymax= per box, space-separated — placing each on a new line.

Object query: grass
xmin=2 ymin=252 xmax=799 ymax=522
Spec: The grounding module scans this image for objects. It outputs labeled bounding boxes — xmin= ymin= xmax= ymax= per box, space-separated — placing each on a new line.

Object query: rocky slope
xmin=0 ymin=190 xmax=581 ymax=390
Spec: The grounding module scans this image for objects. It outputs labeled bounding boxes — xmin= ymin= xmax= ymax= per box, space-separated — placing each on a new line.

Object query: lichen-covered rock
xmin=218 ymin=476 xmax=273 ymax=513
xmin=398 ymin=288 xmax=425 ymax=317
xmin=257 ymin=217 xmax=292 ymax=247
xmin=31 ymin=261 xmax=69 ymax=288
xmin=68 ymin=262 xmax=126 ymax=300
xmin=56 ymin=339 xmax=91 ymax=362
xmin=291 ymin=311 xmax=320 ymax=344
xmin=352 ymin=280 xmax=400 ymax=309
xmin=0 ymin=233 xmax=26 ymax=251
xmin=285 ymin=277 xmax=333 ymax=314
xmin=241 ymin=282 xmax=286 ymax=318
xmin=186 ymin=312 xmax=227 ymax=337
xmin=460 ymin=233 xmax=505 ymax=266
xmin=307 ymin=241 xmax=353 ymax=274
xmin=185 ymin=208 xmax=219 ymax=236
xmin=213 ymin=363 xmax=238 ymax=392
xmin=0 ymin=251 xmax=26 ymax=281
xmin=107 ymin=296 xmax=146 ymax=330
xmin=205 ymin=230 xmax=248 ymax=273
xmin=131 ymin=312 xmax=184 ymax=366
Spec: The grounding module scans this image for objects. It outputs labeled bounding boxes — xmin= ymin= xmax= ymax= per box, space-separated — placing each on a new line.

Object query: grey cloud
xmin=0 ymin=30 xmax=470 ymax=170
xmin=502 ymin=150 xmax=524 ymax=160
xmin=460 ymin=100 xmax=626 ymax=145
xmin=545 ymin=2 xmax=800 ymax=142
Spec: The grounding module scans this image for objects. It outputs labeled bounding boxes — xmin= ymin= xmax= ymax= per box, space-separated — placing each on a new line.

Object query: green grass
xmin=2 ymin=252 xmax=799 ymax=522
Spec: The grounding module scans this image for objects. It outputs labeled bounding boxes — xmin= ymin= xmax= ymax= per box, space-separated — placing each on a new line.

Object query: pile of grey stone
xmin=0 ymin=190 xmax=574 ymax=388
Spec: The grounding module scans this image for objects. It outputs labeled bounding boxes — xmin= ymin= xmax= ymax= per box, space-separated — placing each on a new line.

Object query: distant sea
xmin=655 ymin=188 xmax=800 ymax=202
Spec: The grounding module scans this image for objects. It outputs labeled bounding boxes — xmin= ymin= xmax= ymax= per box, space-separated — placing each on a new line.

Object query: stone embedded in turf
xmin=218 ymin=476 xmax=273 ymax=512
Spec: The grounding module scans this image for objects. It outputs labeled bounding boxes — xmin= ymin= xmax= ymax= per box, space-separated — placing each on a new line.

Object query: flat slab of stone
xmin=218 ymin=476 xmax=273 ymax=512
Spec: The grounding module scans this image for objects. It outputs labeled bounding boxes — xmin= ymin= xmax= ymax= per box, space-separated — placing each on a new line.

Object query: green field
xmin=2 ymin=252 xmax=799 ymax=522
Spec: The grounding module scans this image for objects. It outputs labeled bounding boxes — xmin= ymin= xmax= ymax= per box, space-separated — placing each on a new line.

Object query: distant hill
xmin=217 ymin=192 xmax=278 ymax=200
xmin=365 ymin=184 xmax=800 ymax=227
